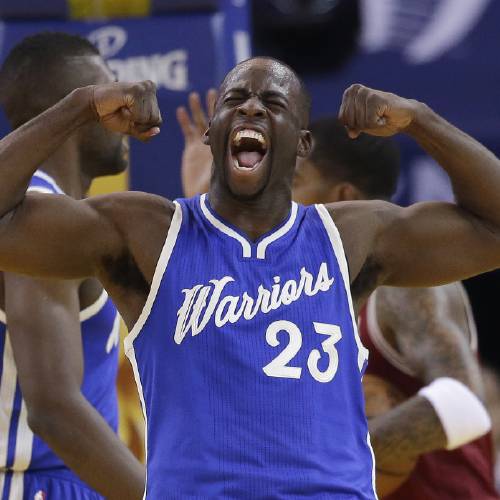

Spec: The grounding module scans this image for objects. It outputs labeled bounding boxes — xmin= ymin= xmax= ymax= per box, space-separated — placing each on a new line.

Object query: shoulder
xmin=322 ymin=200 xmax=402 ymax=298
xmin=87 ymin=191 xmax=175 ymax=220
xmin=86 ymin=192 xmax=176 ymax=286
xmin=325 ymin=200 xmax=402 ymax=226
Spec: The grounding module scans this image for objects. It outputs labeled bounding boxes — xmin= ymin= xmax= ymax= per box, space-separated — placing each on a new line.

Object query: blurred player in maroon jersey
xmin=178 ymin=95 xmax=498 ymax=499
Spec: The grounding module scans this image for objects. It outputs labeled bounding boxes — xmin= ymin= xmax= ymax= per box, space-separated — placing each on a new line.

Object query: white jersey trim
xmin=12 ymin=400 xmax=33 ymax=471
xmin=0 ymin=335 xmax=18 ymax=470
xmin=200 ymin=194 xmax=298 ymax=260
xmin=367 ymin=432 xmax=380 ymax=500
xmin=124 ymin=201 xmax=183 ymax=353
xmin=123 ymin=201 xmax=182 ymax=500
xmin=7 ymin=472 xmax=23 ymax=500
xmin=315 ymin=204 xmax=369 ymax=371
xmin=126 ymin=346 xmax=148 ymax=500
xmin=123 ymin=201 xmax=182 ymax=499
xmin=32 ymin=170 xmax=65 ymax=195
xmin=366 ymin=291 xmax=416 ymax=377
xmin=200 ymin=194 xmax=252 ymax=258
xmin=26 ymin=187 xmax=57 ymax=195
xmin=256 ymin=202 xmax=298 ymax=259
xmin=315 ymin=204 xmax=376 ymax=500
xmin=79 ymin=290 xmax=108 ymax=322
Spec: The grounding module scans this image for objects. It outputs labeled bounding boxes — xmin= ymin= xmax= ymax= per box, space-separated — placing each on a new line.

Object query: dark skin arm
xmin=367 ymin=284 xmax=484 ymax=495
xmin=332 ymin=86 xmax=500 ymax=297
xmin=0 ymin=82 xmax=171 ymax=330
xmin=5 ymin=274 xmax=145 ymax=499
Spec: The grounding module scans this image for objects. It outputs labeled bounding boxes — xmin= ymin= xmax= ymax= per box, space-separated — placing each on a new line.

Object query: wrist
xmin=67 ymin=86 xmax=99 ymax=125
xmin=404 ymin=101 xmax=434 ymax=136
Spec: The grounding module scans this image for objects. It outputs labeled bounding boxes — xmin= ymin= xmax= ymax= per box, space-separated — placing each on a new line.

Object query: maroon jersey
xmin=359 ymin=290 xmax=499 ymax=500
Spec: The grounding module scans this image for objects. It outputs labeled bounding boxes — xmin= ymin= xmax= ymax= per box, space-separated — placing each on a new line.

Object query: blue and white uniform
xmin=0 ymin=171 xmax=120 ymax=500
xmin=125 ymin=194 xmax=376 ymax=499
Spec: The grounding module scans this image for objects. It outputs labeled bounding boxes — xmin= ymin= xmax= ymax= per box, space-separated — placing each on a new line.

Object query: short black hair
xmin=0 ymin=32 xmax=99 ymax=128
xmin=308 ymin=117 xmax=400 ymax=200
xmin=221 ymin=56 xmax=311 ymax=127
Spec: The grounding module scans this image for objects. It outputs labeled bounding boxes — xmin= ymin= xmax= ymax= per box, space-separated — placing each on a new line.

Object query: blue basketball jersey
xmin=0 ymin=171 xmax=120 ymax=498
xmin=125 ymin=194 xmax=376 ymax=499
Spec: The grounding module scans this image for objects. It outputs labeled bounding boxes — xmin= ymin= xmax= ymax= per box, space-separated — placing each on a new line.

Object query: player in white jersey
xmin=0 ymin=58 xmax=497 ymax=497
xmin=0 ymin=33 xmax=144 ymax=499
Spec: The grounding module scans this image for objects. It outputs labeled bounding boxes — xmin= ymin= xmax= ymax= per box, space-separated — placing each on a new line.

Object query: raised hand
xmin=176 ymin=90 xmax=217 ymax=197
xmin=90 ymin=80 xmax=162 ymax=141
xmin=338 ymin=84 xmax=417 ymax=138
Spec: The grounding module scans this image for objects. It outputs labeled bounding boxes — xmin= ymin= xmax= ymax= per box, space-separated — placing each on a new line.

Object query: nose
xmin=237 ymin=96 xmax=266 ymax=118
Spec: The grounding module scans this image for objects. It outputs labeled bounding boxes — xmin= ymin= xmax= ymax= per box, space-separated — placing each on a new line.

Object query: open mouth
xmin=230 ymin=128 xmax=268 ymax=171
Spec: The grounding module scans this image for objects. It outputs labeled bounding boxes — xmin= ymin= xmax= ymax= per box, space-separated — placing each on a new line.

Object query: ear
xmin=297 ymin=129 xmax=312 ymax=158
xmin=335 ymin=182 xmax=365 ymax=202
xmin=203 ymin=122 xmax=211 ymax=145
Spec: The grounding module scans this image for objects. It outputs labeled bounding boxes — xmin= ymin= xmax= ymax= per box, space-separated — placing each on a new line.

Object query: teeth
xmin=234 ymin=159 xmax=239 ymax=169
xmin=233 ymin=129 xmax=266 ymax=147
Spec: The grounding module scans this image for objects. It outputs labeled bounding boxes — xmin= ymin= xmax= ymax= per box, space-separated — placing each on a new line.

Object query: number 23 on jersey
xmin=263 ymin=321 xmax=342 ymax=383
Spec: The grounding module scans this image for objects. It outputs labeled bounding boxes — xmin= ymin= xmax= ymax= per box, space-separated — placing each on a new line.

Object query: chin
xmin=102 ymin=156 xmax=129 ymax=176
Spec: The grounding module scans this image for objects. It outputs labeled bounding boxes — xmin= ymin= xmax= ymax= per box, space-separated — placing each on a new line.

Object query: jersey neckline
xmin=199 ymin=193 xmax=298 ymax=260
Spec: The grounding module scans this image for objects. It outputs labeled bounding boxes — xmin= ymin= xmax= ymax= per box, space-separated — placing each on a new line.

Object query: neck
xmin=39 ymin=140 xmax=92 ymax=199
xmin=208 ymin=182 xmax=292 ymax=241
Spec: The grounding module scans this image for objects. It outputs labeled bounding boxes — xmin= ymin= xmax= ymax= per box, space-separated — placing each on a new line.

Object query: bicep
xmin=5 ymin=274 xmax=83 ymax=404
xmin=0 ymin=193 xmax=124 ymax=280
xmin=377 ymin=201 xmax=500 ymax=287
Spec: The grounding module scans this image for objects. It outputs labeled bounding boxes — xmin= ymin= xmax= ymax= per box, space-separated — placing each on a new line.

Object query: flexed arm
xmin=0 ymin=82 xmax=164 ymax=283
xmin=0 ymin=81 xmax=161 ymax=216
xmin=332 ymin=85 xmax=500 ymax=288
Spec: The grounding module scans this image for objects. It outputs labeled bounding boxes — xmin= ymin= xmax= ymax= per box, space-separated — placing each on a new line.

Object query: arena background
xmin=0 ymin=0 xmax=497 ymax=462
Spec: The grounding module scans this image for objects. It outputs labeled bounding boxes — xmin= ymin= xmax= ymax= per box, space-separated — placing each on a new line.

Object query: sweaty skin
xmin=0 ymin=60 xmax=498 ymax=494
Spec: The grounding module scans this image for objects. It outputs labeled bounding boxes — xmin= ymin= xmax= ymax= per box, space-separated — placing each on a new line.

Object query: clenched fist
xmin=338 ymin=84 xmax=418 ymax=138
xmin=89 ymin=80 xmax=162 ymax=141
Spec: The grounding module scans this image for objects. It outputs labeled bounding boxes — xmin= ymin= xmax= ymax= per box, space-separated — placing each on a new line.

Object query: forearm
xmin=29 ymin=393 xmax=145 ymax=500
xmin=406 ymin=104 xmax=500 ymax=227
xmin=369 ymin=395 xmax=446 ymax=475
xmin=0 ymin=87 xmax=94 ymax=215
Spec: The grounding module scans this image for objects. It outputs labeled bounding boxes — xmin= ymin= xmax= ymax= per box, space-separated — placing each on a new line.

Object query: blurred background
xmin=0 ymin=0 xmax=497 ymax=464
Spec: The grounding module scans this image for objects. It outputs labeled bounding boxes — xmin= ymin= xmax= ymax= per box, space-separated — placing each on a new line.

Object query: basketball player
xmin=0 ymin=58 xmax=499 ymax=498
xmin=0 ymin=34 xmax=144 ymax=499
xmin=179 ymin=102 xmax=498 ymax=498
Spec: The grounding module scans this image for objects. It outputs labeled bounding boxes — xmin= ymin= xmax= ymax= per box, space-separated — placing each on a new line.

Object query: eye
xmin=266 ymin=100 xmax=285 ymax=110
xmin=224 ymin=95 xmax=244 ymax=104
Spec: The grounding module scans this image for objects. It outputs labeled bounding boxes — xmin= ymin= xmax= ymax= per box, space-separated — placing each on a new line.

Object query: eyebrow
xmin=261 ymin=90 xmax=288 ymax=102
xmin=224 ymin=88 xmax=288 ymax=101
xmin=224 ymin=87 xmax=248 ymax=95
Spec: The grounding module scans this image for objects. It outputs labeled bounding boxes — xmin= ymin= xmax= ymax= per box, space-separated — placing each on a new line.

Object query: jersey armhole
xmin=315 ymin=204 xmax=369 ymax=371
xmin=124 ymin=201 xmax=183 ymax=354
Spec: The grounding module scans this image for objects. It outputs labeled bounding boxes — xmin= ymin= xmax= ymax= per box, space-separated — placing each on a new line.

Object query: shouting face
xmin=206 ymin=58 xmax=311 ymax=200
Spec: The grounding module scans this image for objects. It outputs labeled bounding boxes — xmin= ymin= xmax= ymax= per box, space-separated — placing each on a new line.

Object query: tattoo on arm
xmin=369 ymin=396 xmax=446 ymax=475
xmin=367 ymin=283 xmax=483 ymax=474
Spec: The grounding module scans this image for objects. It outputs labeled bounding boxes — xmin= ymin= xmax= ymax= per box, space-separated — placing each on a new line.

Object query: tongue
xmin=237 ymin=151 xmax=263 ymax=169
